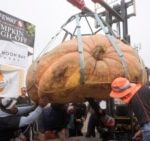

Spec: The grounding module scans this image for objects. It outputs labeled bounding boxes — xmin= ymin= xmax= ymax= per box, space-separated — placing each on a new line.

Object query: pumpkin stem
xmin=92 ymin=45 xmax=106 ymax=60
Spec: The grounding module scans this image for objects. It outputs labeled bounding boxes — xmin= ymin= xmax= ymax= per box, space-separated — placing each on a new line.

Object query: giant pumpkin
xmin=26 ymin=34 xmax=147 ymax=103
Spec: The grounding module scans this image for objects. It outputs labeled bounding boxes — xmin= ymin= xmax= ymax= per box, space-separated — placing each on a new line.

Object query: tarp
xmin=0 ymin=65 xmax=25 ymax=98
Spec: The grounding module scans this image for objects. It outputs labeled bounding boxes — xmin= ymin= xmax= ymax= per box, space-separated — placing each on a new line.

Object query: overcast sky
xmin=0 ymin=0 xmax=150 ymax=68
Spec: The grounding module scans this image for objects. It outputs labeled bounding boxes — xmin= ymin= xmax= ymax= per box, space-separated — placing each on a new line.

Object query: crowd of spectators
xmin=0 ymin=87 xmax=116 ymax=141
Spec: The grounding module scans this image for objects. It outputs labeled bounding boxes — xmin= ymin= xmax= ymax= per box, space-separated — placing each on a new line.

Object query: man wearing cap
xmin=0 ymin=96 xmax=49 ymax=141
xmin=110 ymin=77 xmax=150 ymax=141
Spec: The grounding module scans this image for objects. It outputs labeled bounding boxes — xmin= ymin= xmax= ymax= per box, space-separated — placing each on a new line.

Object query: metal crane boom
xmin=91 ymin=0 xmax=123 ymax=21
xmin=67 ymin=0 xmax=123 ymax=21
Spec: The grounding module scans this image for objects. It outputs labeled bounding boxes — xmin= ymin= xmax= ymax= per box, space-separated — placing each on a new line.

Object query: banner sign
xmin=0 ymin=10 xmax=35 ymax=47
xmin=0 ymin=10 xmax=35 ymax=68
xmin=0 ymin=40 xmax=28 ymax=67
xmin=0 ymin=69 xmax=20 ymax=98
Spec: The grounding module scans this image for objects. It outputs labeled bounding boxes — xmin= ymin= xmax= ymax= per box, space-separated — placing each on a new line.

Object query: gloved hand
xmin=102 ymin=115 xmax=115 ymax=127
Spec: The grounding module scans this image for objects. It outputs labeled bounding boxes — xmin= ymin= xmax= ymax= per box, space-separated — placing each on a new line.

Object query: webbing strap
xmin=75 ymin=14 xmax=85 ymax=84
xmin=94 ymin=13 xmax=129 ymax=78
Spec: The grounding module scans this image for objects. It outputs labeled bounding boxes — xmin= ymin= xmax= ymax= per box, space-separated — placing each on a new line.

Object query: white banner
xmin=0 ymin=69 xmax=20 ymax=98
xmin=0 ymin=40 xmax=28 ymax=68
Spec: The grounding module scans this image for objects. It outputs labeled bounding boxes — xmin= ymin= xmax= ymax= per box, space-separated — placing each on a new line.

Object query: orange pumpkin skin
xmin=26 ymin=34 xmax=147 ymax=103
xmin=0 ymin=71 xmax=4 ymax=92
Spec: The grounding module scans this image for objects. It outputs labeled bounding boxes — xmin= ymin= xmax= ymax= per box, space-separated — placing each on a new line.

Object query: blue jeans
xmin=141 ymin=122 xmax=150 ymax=141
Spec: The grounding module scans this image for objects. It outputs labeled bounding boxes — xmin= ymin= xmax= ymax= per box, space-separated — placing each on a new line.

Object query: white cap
xmin=0 ymin=97 xmax=17 ymax=110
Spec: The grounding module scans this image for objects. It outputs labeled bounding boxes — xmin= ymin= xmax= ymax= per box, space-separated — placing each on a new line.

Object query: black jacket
xmin=39 ymin=105 xmax=69 ymax=132
xmin=0 ymin=116 xmax=20 ymax=141
xmin=129 ymin=85 xmax=150 ymax=126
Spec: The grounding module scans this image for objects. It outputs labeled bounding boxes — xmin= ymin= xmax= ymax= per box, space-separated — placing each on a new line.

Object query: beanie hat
xmin=0 ymin=97 xmax=17 ymax=110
